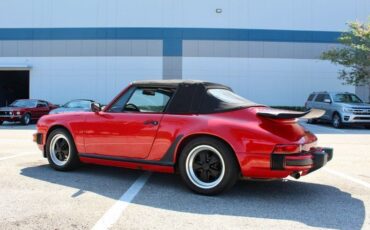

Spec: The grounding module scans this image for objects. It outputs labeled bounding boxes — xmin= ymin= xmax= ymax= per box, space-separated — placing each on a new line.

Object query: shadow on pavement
xmin=0 ymin=122 xmax=36 ymax=130
xmin=21 ymin=165 xmax=365 ymax=230
xmin=21 ymin=164 xmax=142 ymax=200
xmin=137 ymin=173 xmax=365 ymax=230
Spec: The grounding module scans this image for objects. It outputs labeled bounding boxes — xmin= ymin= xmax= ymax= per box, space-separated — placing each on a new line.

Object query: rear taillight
xmin=273 ymin=144 xmax=302 ymax=154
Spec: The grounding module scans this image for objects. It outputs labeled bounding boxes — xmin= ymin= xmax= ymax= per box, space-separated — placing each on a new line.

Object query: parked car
xmin=0 ymin=99 xmax=57 ymax=125
xmin=34 ymin=80 xmax=333 ymax=195
xmin=305 ymin=92 xmax=370 ymax=128
xmin=49 ymin=99 xmax=97 ymax=114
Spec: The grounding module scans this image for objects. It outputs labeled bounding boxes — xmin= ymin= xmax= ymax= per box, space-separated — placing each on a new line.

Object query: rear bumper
xmin=271 ymin=147 xmax=333 ymax=174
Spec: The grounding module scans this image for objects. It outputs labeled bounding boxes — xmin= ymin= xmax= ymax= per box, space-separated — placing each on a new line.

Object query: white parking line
xmin=0 ymin=152 xmax=37 ymax=161
xmin=92 ymin=172 xmax=151 ymax=230
xmin=324 ymin=168 xmax=370 ymax=190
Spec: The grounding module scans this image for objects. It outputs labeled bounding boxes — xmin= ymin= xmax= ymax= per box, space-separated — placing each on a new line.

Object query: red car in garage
xmin=0 ymin=99 xmax=57 ymax=125
xmin=34 ymin=80 xmax=333 ymax=195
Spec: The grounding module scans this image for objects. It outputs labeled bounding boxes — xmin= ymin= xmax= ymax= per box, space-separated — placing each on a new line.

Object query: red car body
xmin=34 ymin=80 xmax=333 ymax=194
xmin=0 ymin=99 xmax=57 ymax=125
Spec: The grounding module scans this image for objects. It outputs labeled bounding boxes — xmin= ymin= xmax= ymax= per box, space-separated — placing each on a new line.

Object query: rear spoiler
xmin=257 ymin=108 xmax=325 ymax=120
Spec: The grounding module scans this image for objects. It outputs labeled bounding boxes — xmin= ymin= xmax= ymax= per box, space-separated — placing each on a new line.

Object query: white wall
xmin=0 ymin=0 xmax=368 ymax=30
xmin=0 ymin=1 xmax=367 ymax=106
xmin=0 ymin=57 xmax=162 ymax=105
xmin=183 ymin=57 xmax=354 ymax=106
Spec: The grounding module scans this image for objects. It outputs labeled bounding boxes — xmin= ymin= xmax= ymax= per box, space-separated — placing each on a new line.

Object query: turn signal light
xmin=273 ymin=144 xmax=302 ymax=154
xmin=32 ymin=133 xmax=37 ymax=143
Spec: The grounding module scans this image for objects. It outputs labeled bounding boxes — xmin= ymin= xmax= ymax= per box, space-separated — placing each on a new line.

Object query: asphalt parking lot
xmin=0 ymin=121 xmax=369 ymax=230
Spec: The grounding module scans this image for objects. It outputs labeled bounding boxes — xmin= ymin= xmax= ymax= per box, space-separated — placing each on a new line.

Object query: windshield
xmin=334 ymin=93 xmax=363 ymax=103
xmin=208 ymin=89 xmax=257 ymax=106
xmin=9 ymin=100 xmax=37 ymax=108
xmin=64 ymin=100 xmax=92 ymax=109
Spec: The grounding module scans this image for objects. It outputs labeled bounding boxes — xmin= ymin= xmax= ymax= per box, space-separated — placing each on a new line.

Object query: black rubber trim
xmin=286 ymin=158 xmax=313 ymax=166
xmin=258 ymin=110 xmax=310 ymax=119
xmin=36 ymin=133 xmax=43 ymax=145
xmin=79 ymin=153 xmax=175 ymax=167
xmin=271 ymin=154 xmax=285 ymax=170
xmin=322 ymin=148 xmax=334 ymax=161
xmin=160 ymin=134 xmax=184 ymax=162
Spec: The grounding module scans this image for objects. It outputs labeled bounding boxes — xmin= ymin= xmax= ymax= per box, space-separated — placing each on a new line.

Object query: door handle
xmin=143 ymin=120 xmax=159 ymax=126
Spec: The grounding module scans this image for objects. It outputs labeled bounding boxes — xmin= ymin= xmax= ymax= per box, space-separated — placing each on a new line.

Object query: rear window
xmin=307 ymin=94 xmax=315 ymax=101
xmin=200 ymin=88 xmax=259 ymax=113
xmin=315 ymin=94 xmax=325 ymax=102
xmin=315 ymin=94 xmax=331 ymax=102
xmin=208 ymin=89 xmax=254 ymax=105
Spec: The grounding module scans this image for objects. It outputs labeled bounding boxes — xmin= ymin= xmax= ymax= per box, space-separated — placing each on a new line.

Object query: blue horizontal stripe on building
xmin=0 ymin=28 xmax=342 ymax=56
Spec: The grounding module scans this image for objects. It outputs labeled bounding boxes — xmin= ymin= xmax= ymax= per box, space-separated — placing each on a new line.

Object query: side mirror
xmin=323 ymin=99 xmax=332 ymax=103
xmin=91 ymin=103 xmax=101 ymax=113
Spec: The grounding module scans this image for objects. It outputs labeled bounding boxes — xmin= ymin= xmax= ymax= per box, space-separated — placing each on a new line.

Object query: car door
xmin=314 ymin=93 xmax=331 ymax=120
xmin=35 ymin=101 xmax=50 ymax=118
xmin=84 ymin=86 xmax=174 ymax=159
xmin=322 ymin=94 xmax=335 ymax=119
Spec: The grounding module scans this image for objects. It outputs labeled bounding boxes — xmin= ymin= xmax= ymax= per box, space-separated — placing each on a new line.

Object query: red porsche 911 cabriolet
xmin=34 ymin=80 xmax=333 ymax=195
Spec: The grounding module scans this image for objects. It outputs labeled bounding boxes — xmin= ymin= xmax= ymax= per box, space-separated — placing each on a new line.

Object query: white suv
xmin=305 ymin=92 xmax=370 ymax=129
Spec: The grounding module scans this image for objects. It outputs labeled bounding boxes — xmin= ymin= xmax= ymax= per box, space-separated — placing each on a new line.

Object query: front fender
xmin=37 ymin=113 xmax=87 ymax=153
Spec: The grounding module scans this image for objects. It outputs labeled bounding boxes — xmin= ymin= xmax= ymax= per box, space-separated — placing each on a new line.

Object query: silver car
xmin=305 ymin=92 xmax=370 ymax=129
xmin=49 ymin=99 xmax=96 ymax=115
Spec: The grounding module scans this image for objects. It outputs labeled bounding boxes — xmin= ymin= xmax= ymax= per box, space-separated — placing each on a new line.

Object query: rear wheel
xmin=46 ymin=129 xmax=80 ymax=171
xmin=178 ymin=137 xmax=239 ymax=195
xmin=307 ymin=118 xmax=317 ymax=124
xmin=20 ymin=113 xmax=31 ymax=125
xmin=332 ymin=113 xmax=343 ymax=129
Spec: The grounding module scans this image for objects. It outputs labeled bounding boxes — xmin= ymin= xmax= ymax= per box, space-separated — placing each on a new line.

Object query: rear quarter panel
xmin=149 ymin=108 xmax=312 ymax=161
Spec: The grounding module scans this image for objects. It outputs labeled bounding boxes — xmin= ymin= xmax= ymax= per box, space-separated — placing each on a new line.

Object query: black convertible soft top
xmin=131 ymin=80 xmax=259 ymax=114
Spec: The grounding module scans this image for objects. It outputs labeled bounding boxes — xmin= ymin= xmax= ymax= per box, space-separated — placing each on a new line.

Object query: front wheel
xmin=20 ymin=113 xmax=31 ymax=125
xmin=332 ymin=113 xmax=343 ymax=129
xmin=46 ymin=129 xmax=80 ymax=171
xmin=0 ymin=121 xmax=3 ymax=125
xmin=178 ymin=137 xmax=239 ymax=195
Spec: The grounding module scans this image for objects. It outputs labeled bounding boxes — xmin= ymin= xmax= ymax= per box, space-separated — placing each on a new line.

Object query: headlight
xmin=9 ymin=112 xmax=13 ymax=115
xmin=343 ymin=107 xmax=353 ymax=113
xmin=16 ymin=111 xmax=21 ymax=115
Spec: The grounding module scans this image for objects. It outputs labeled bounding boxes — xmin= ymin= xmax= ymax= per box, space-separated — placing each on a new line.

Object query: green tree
xmin=321 ymin=20 xmax=370 ymax=98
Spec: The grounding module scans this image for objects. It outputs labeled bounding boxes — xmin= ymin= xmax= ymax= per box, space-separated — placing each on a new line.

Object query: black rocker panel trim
xmin=160 ymin=134 xmax=184 ymax=162
xmin=79 ymin=153 xmax=174 ymax=167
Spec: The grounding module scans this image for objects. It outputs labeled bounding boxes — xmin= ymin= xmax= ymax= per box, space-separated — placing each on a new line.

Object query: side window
xmin=107 ymin=87 xmax=135 ymax=112
xmin=307 ymin=94 xmax=315 ymax=101
xmin=323 ymin=94 xmax=331 ymax=101
xmin=124 ymin=88 xmax=173 ymax=113
xmin=37 ymin=101 xmax=48 ymax=108
xmin=314 ymin=94 xmax=325 ymax=102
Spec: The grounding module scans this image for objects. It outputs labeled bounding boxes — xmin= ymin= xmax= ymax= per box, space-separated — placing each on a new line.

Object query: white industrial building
xmin=0 ymin=1 xmax=369 ymax=106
